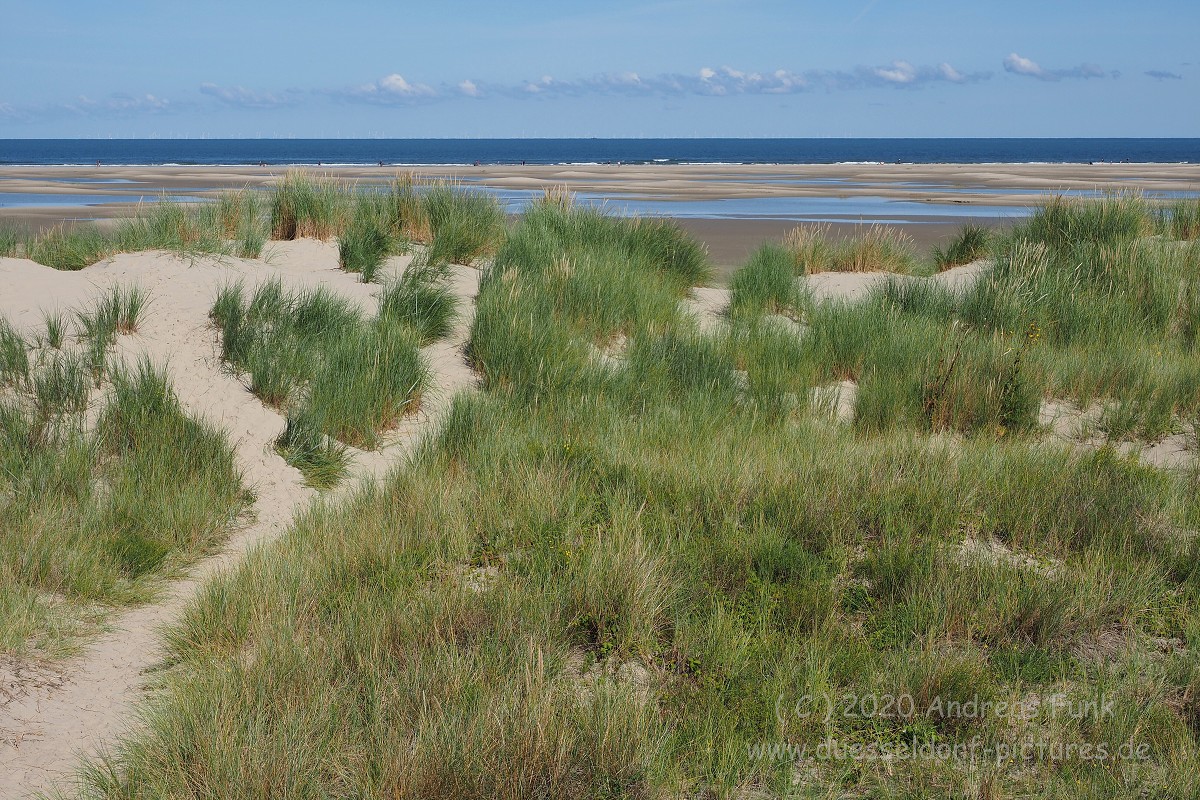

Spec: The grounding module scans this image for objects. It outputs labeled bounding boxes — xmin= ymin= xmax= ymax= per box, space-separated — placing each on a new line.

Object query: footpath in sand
xmin=0 ymin=241 xmax=481 ymax=798
xmin=1 ymin=249 xmax=1194 ymax=796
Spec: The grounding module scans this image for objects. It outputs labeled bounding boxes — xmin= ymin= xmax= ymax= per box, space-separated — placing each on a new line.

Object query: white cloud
xmin=377 ymin=74 xmax=435 ymax=96
xmin=699 ymin=67 xmax=716 ymax=80
xmin=1003 ymin=53 xmax=1045 ymax=78
xmin=458 ymin=79 xmax=481 ymax=97
xmin=1003 ymin=53 xmax=1112 ymax=81
xmin=338 ymin=73 xmax=437 ymax=104
xmin=873 ymin=61 xmax=917 ymax=84
xmin=938 ymin=62 xmax=966 ymax=83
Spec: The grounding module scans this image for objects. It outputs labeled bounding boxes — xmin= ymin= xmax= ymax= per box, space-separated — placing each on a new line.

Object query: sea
xmin=2 ymin=138 xmax=1199 ymax=166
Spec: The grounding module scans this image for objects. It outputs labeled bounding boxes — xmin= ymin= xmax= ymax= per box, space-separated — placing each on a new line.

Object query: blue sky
xmin=2 ymin=0 xmax=1196 ymax=138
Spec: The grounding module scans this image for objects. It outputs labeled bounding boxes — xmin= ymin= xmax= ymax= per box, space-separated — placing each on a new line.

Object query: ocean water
xmin=2 ymin=138 xmax=1198 ymax=166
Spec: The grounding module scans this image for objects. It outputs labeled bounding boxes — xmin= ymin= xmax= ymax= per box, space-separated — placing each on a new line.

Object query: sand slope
xmin=0 ymin=244 xmax=480 ymax=798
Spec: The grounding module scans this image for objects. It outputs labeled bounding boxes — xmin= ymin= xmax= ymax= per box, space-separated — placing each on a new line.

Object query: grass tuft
xmin=27 ymin=225 xmax=115 ymax=271
xmin=377 ymin=263 xmax=459 ymax=344
xmin=420 ymin=183 xmax=506 ymax=266
xmin=269 ymin=171 xmax=350 ymax=240
xmin=931 ymin=223 xmax=992 ymax=271
xmin=784 ymin=223 xmax=915 ymax=275
xmin=338 ymin=213 xmax=393 ymax=281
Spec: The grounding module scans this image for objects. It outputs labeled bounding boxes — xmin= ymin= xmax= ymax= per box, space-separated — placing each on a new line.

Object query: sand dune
xmin=0 ymin=244 xmax=480 ymax=798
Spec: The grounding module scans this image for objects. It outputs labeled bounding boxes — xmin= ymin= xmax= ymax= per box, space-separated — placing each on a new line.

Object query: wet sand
xmin=3 ymin=162 xmax=1199 ymax=201
xmin=1 ymin=162 xmax=1192 ymax=276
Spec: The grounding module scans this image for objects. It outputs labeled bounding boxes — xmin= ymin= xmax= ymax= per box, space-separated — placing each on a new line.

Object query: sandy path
xmin=0 ymin=246 xmax=480 ymax=798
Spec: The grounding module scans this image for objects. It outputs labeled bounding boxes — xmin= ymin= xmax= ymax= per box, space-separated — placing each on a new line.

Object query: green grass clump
xmin=783 ymin=223 xmax=915 ymax=275
xmin=805 ymin=295 xmax=1040 ymax=435
xmin=420 ymin=183 xmax=506 ymax=266
xmin=1160 ymin=198 xmax=1200 ymax=240
xmin=303 ymin=322 xmax=427 ymax=449
xmin=201 ymin=188 xmax=268 ymax=257
xmin=380 ymin=173 xmax=433 ymax=242
xmin=0 ymin=224 xmax=26 ymax=257
xmin=729 ymin=244 xmax=804 ymax=319
xmin=21 ymin=193 xmax=273 ymax=271
xmin=338 ymin=211 xmax=393 ymax=282
xmin=269 ymin=171 xmax=351 ymax=240
xmin=468 ymin=202 xmax=705 ymax=401
xmin=42 ymin=311 xmax=68 ymax=349
xmin=377 ymin=263 xmax=459 ymax=344
xmin=274 ymin=412 xmax=350 ymax=489
xmin=0 ymin=318 xmax=30 ymax=387
xmin=0 ymin=341 xmax=248 ymax=659
xmin=113 ymin=198 xmax=223 ymax=255
xmin=31 ymin=350 xmax=90 ymax=419
xmin=212 ymin=280 xmax=429 ymax=483
xmin=1016 ymin=192 xmax=1153 ymax=253
xmin=765 ymin=196 xmax=1200 ymax=440
xmin=26 ymin=224 xmax=115 ymax=271
xmin=931 ymin=222 xmax=992 ymax=270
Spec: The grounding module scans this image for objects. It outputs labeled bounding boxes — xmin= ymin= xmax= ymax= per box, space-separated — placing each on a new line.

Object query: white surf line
xmin=0 ymin=254 xmax=481 ymax=799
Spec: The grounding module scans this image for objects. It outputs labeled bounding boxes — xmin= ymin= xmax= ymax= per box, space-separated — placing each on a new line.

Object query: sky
xmin=1 ymin=0 xmax=1197 ymax=138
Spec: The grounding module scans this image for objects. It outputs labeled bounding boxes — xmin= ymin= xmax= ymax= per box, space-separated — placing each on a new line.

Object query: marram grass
xmin=1 ymin=193 xmax=1191 ymax=799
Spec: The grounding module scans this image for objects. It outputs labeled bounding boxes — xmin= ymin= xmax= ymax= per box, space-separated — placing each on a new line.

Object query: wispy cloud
xmin=4 ymin=51 xmax=1159 ymax=126
xmin=200 ymin=83 xmax=296 ymax=109
xmin=450 ymin=60 xmax=986 ymax=101
xmin=1002 ymin=53 xmax=1112 ymax=81
xmin=0 ymin=91 xmax=185 ymax=123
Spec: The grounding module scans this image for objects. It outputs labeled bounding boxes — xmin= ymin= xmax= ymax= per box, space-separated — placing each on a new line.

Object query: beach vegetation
xmin=0 ymin=310 xmax=248 ymax=660
xmin=337 ymin=210 xmax=393 ymax=282
xmin=783 ymin=222 xmax=916 ymax=274
xmin=0 ymin=224 xmax=26 ymax=257
xmin=27 ymin=224 xmax=116 ymax=271
xmin=2 ymin=192 xmax=1195 ymax=798
xmin=931 ymin=222 xmax=992 ymax=270
xmin=268 ymin=171 xmax=351 ymax=240
xmin=210 ymin=279 xmax=430 ymax=483
xmin=419 ymin=182 xmax=506 ymax=267
xmin=1160 ymin=197 xmax=1200 ymax=240
xmin=377 ymin=262 xmax=459 ymax=344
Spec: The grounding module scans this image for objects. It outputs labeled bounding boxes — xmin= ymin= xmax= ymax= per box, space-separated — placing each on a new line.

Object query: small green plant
xmin=274 ymin=412 xmax=350 ymax=488
xmin=931 ymin=223 xmax=991 ymax=271
xmin=0 ymin=225 xmax=25 ymax=257
xmin=377 ymin=264 xmax=458 ymax=344
xmin=42 ymin=312 xmax=68 ymax=349
xmin=1163 ymin=198 xmax=1200 ymax=240
xmin=421 ymin=183 xmax=506 ymax=266
xmin=27 ymin=225 xmax=114 ymax=271
xmin=32 ymin=351 xmax=90 ymax=419
xmin=338 ymin=214 xmax=393 ymax=282
xmin=269 ymin=171 xmax=351 ymax=240
xmin=729 ymin=244 xmax=803 ymax=319
xmin=783 ymin=223 xmax=915 ymax=274
xmin=212 ymin=280 xmax=429 ymax=474
xmin=0 ymin=318 xmax=30 ymax=387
